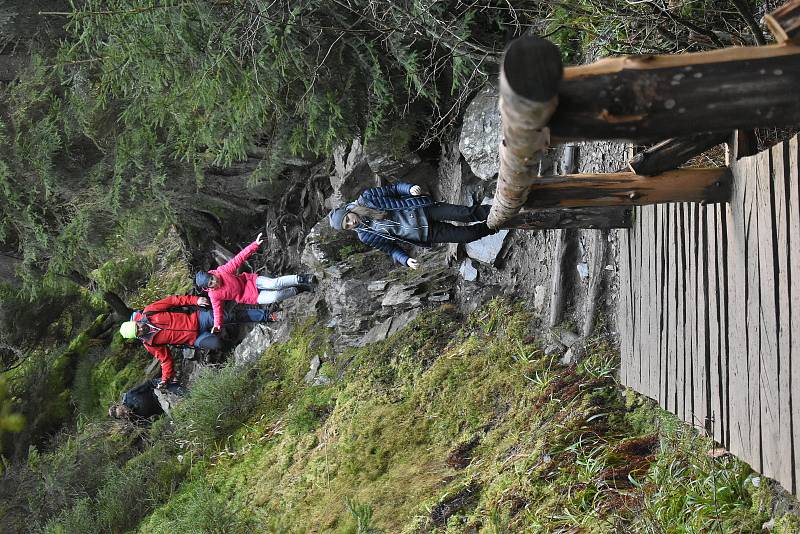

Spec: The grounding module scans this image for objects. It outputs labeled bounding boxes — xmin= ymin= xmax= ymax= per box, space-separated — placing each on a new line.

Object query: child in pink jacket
xmin=194 ymin=233 xmax=316 ymax=333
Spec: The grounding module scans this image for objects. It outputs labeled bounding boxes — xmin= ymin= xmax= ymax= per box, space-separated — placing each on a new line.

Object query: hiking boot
xmin=297 ymin=273 xmax=317 ymax=286
xmin=263 ymin=311 xmax=280 ymax=323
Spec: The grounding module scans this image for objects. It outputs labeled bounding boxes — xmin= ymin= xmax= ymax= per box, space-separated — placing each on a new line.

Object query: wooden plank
xmin=697 ymin=203 xmax=710 ymax=436
xmin=719 ymin=204 xmax=731 ymax=449
xmin=727 ymin=155 xmax=751 ymax=460
xmin=789 ymin=135 xmax=800 ymax=494
xmin=707 ymin=203 xmax=723 ymax=443
xmin=634 ymin=206 xmax=644 ymax=393
xmin=666 ymin=203 xmax=678 ymax=413
xmin=659 ymin=203 xmax=670 ymax=408
xmin=647 ymin=204 xmax=659 ymax=401
xmin=618 ymin=228 xmax=630 ymax=384
xmin=638 ymin=205 xmax=652 ymax=398
xmin=746 ymin=153 xmax=764 ymax=472
xmin=676 ymin=203 xmax=688 ymax=421
xmin=686 ymin=202 xmax=698 ymax=428
xmin=771 ymin=140 xmax=794 ymax=491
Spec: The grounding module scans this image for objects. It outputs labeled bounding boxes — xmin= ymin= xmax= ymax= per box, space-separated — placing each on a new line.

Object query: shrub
xmin=171 ymin=364 xmax=263 ymax=452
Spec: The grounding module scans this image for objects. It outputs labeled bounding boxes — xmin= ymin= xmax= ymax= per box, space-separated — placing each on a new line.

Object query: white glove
xmin=409 ymin=185 xmax=423 ymax=196
xmin=406 ymin=258 xmax=419 ymax=270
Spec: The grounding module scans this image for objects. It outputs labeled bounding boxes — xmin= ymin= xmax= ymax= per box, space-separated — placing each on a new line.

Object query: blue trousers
xmin=194 ymin=308 xmax=270 ymax=350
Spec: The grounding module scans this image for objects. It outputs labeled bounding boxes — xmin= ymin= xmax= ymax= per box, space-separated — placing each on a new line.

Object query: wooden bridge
xmin=483 ymin=0 xmax=800 ymax=495
xmin=617 ymin=134 xmax=800 ymax=495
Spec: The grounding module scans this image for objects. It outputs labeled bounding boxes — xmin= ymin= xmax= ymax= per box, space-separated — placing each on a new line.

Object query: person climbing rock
xmin=118 ymin=295 xmax=279 ymax=385
xmin=328 ymin=182 xmax=494 ymax=269
xmin=107 ymin=378 xmax=184 ymax=423
xmin=194 ymin=232 xmax=316 ymax=334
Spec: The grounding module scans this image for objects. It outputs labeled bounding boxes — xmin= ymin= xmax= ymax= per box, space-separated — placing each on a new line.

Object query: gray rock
xmin=553 ymin=329 xmax=582 ymax=348
xmin=533 ymin=285 xmax=547 ymax=312
xmin=313 ymin=375 xmax=332 ymax=386
xmin=459 ymin=81 xmax=501 ymax=180
xmin=459 ymin=259 xmax=478 ymax=281
xmin=367 ymin=280 xmax=388 ymax=292
xmin=304 ymin=354 xmax=322 ymax=384
xmin=466 ymin=229 xmax=510 ymax=265
xmin=561 ymin=347 xmax=576 ymax=366
xmin=153 ymin=389 xmax=182 ymax=417
xmin=381 ymin=284 xmax=421 ymax=307
xmin=428 ymin=291 xmax=451 ymax=302
xmin=364 ymin=141 xmax=422 ymax=178
xmin=330 ymin=139 xmax=376 ymax=207
xmin=233 ymin=324 xmax=287 ymax=367
xmin=356 ymin=317 xmax=393 ymax=346
xmin=544 ymin=343 xmax=565 ymax=357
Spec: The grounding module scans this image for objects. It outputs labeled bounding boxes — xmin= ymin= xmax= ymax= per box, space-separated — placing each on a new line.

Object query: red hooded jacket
xmin=135 ymin=295 xmax=202 ymax=382
xmin=205 ymin=240 xmax=261 ymax=329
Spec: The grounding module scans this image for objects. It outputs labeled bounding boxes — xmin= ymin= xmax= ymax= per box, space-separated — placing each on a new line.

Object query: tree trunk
xmin=103 ymin=291 xmax=133 ymax=321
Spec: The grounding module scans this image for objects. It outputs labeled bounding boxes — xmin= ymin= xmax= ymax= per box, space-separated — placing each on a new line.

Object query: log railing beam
xmin=523 ymin=167 xmax=732 ymax=209
xmin=503 ymin=206 xmax=632 ymax=229
xmin=628 ymin=132 xmax=730 ymax=175
xmin=548 ymin=44 xmax=800 ymax=142
xmin=764 ymin=0 xmax=800 ymax=43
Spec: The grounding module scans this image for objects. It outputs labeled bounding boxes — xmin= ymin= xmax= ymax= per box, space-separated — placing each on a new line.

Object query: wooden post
xmin=548 ymin=229 xmax=571 ymax=328
xmin=522 ymin=167 xmax=731 ymax=209
xmin=487 ymin=37 xmax=563 ymax=229
xmin=549 ymin=44 xmax=800 ymax=142
xmin=582 ymin=230 xmax=609 ymax=337
xmin=764 ymin=0 xmax=800 ymax=43
xmin=504 ymin=206 xmax=632 ymax=229
xmin=629 ymin=132 xmax=729 ymax=175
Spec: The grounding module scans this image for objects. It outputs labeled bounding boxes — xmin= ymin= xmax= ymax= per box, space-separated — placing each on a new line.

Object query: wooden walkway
xmin=618 ymin=134 xmax=800 ymax=495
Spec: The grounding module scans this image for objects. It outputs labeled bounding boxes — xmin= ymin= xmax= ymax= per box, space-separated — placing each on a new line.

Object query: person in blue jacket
xmin=328 ymin=182 xmax=493 ymax=269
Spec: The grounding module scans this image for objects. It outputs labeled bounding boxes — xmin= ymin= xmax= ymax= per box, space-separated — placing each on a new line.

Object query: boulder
xmin=364 ymin=140 xmax=422 ymax=178
xmin=459 ymin=81 xmax=501 ymax=180
xmin=329 ymin=139 xmax=377 ymax=207
xmin=465 ymin=229 xmax=510 ymax=265
xmin=459 ymin=258 xmax=478 ymax=282
xmin=233 ymin=323 xmax=288 ymax=367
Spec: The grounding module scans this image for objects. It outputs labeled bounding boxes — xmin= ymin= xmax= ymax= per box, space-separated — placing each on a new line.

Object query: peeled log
xmin=523 ymin=167 xmax=731 ymax=209
xmin=764 ymin=0 xmax=800 ymax=43
xmin=487 ymin=37 xmax=563 ymax=229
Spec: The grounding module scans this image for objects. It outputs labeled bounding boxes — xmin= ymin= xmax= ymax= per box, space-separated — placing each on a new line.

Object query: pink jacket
xmin=206 ymin=241 xmax=261 ymax=329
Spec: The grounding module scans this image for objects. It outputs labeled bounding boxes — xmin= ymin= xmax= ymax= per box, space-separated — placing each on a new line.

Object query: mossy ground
xmin=131 ymin=299 xmax=789 ymax=533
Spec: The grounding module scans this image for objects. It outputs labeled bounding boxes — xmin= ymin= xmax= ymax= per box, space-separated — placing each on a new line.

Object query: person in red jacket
xmin=118 ymin=294 xmax=278 ymax=386
xmin=194 ymin=232 xmax=316 ymax=334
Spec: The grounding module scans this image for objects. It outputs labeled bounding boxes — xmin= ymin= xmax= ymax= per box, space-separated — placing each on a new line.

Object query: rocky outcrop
xmin=301 ymin=217 xmax=456 ymax=351
xmin=459 ymin=81 xmax=501 ymax=180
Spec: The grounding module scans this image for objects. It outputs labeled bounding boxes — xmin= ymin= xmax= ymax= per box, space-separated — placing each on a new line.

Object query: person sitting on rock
xmin=328 ymin=182 xmax=494 ymax=269
xmin=118 ymin=294 xmax=279 ymax=386
xmin=108 ymin=378 xmax=184 ymax=423
xmin=194 ymin=232 xmax=316 ymax=335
